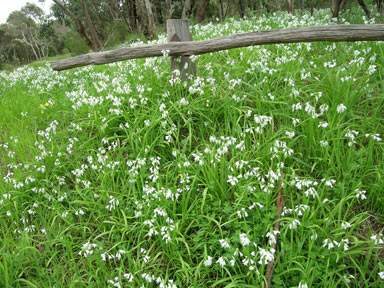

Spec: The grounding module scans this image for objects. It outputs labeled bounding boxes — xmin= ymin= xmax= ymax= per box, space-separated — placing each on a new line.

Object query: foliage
xmin=64 ymin=30 xmax=90 ymax=56
xmin=0 ymin=3 xmax=66 ymax=68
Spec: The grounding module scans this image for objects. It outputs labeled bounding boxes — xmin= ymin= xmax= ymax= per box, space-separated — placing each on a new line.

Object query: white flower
xmin=123 ymin=273 xmax=134 ymax=282
xmin=341 ymin=239 xmax=349 ymax=251
xmin=336 ymin=104 xmax=347 ymax=113
xmin=298 ymin=281 xmax=308 ymax=288
xmin=216 ymin=257 xmax=226 ymax=267
xmin=179 ymin=98 xmax=189 ymax=106
xmin=341 ymin=221 xmax=351 ymax=230
xmin=285 ymin=131 xmax=295 ymax=138
xmin=323 ymin=239 xmax=340 ymax=250
xmin=379 ymin=272 xmax=384 ymax=280
xmin=304 ymin=187 xmax=317 ymax=198
xmin=227 ymin=175 xmax=239 ymax=186
xmin=324 ymin=179 xmax=336 ymax=188
xmin=219 ymin=239 xmax=230 ymax=249
xmin=289 ymin=219 xmax=301 ymax=229
xmin=239 ymin=233 xmax=250 ymax=246
xmin=258 ymin=247 xmax=275 ymax=265
xmin=204 ymin=256 xmax=213 ymax=267
xmin=75 ymin=209 xmax=85 ymax=216
xmin=266 ymin=231 xmax=279 ymax=246
xmin=237 ymin=208 xmax=248 ymax=219
xmin=320 ymin=140 xmax=328 ymax=147
xmin=370 ymin=234 xmax=384 ymax=245
xmin=161 ymin=49 xmax=170 ymax=58
xmin=355 ymin=189 xmax=367 ymax=200
xmin=368 ymin=65 xmax=376 ymax=75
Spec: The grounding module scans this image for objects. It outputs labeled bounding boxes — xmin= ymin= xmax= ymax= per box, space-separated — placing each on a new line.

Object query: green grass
xmin=0 ymin=7 xmax=384 ymax=288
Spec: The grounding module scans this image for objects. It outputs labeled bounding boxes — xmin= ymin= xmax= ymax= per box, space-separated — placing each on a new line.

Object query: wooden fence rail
xmin=52 ymin=24 xmax=384 ymax=71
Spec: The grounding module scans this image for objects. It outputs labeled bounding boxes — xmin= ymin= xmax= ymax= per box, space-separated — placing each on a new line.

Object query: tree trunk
xmin=196 ymin=0 xmax=208 ymax=22
xmin=165 ymin=0 xmax=174 ymax=21
xmin=144 ymin=0 xmax=156 ymax=37
xmin=311 ymin=0 xmax=314 ymax=15
xmin=357 ymin=0 xmax=371 ymax=18
xmin=109 ymin=0 xmax=122 ymax=20
xmin=52 ymin=0 xmax=96 ymax=51
xmin=340 ymin=0 xmax=349 ymax=10
xmin=136 ymin=0 xmax=148 ymax=33
xmin=332 ymin=0 xmax=342 ymax=18
xmin=219 ymin=0 xmax=224 ymax=19
xmin=377 ymin=0 xmax=383 ymax=14
xmin=125 ymin=0 xmax=138 ymax=31
xmin=90 ymin=0 xmax=104 ymax=28
xmin=81 ymin=0 xmax=103 ymax=51
xmin=21 ymin=31 xmax=39 ymax=60
xmin=182 ymin=0 xmax=192 ymax=19
xmin=239 ymin=0 xmax=249 ymax=17
xmin=286 ymin=0 xmax=294 ymax=14
xmin=153 ymin=0 xmax=163 ymax=24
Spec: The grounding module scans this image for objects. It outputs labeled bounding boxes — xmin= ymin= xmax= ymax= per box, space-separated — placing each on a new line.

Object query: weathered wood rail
xmin=52 ymin=24 xmax=384 ymax=71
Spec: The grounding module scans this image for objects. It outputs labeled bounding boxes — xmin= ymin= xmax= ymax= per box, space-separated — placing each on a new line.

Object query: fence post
xmin=166 ymin=19 xmax=196 ymax=81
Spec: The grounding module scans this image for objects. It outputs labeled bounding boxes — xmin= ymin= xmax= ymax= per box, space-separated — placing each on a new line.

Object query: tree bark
xmin=81 ymin=0 xmax=103 ymax=51
xmin=340 ymin=0 xmax=349 ymax=10
xmin=52 ymin=0 xmax=96 ymax=51
xmin=125 ymin=0 xmax=138 ymax=31
xmin=357 ymin=0 xmax=371 ymax=18
xmin=286 ymin=0 xmax=294 ymax=14
xmin=219 ymin=0 xmax=224 ymax=19
xmin=90 ymin=0 xmax=104 ymax=28
xmin=377 ymin=0 xmax=383 ymax=14
xmin=239 ymin=0 xmax=249 ymax=17
xmin=332 ymin=0 xmax=342 ymax=18
xmin=153 ymin=0 xmax=163 ymax=24
xmin=144 ymin=0 xmax=156 ymax=37
xmin=21 ymin=31 xmax=39 ymax=60
xmin=182 ymin=0 xmax=192 ymax=19
xmin=311 ymin=0 xmax=314 ymax=15
xmin=196 ymin=0 xmax=208 ymax=23
xmin=136 ymin=0 xmax=148 ymax=33
xmin=109 ymin=0 xmax=122 ymax=20
xmin=165 ymin=0 xmax=174 ymax=21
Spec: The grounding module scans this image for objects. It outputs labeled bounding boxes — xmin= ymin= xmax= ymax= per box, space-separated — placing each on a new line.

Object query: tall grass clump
xmin=0 ymin=7 xmax=383 ymax=288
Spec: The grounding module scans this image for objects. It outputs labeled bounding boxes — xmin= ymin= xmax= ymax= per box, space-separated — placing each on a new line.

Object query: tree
xmin=285 ymin=0 xmax=294 ymax=14
xmin=51 ymin=0 xmax=98 ymax=51
xmin=0 ymin=2 xmax=66 ymax=66
xmin=332 ymin=0 xmax=371 ymax=18
xmin=144 ymin=0 xmax=156 ymax=37
xmin=238 ymin=0 xmax=249 ymax=17
xmin=196 ymin=0 xmax=208 ymax=22
xmin=376 ymin=0 xmax=383 ymax=14
xmin=81 ymin=0 xmax=103 ymax=50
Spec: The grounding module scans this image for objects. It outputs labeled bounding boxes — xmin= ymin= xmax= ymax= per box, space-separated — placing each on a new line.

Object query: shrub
xmin=64 ymin=30 xmax=90 ymax=56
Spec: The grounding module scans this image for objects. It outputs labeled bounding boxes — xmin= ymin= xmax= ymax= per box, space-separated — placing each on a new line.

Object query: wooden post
xmin=167 ymin=19 xmax=196 ymax=81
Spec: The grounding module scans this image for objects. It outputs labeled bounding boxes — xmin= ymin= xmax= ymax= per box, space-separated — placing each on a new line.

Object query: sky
xmin=0 ymin=0 xmax=53 ymax=24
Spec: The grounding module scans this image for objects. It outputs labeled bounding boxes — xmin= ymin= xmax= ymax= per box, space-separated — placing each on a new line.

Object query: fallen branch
xmin=52 ymin=24 xmax=384 ymax=71
xmin=266 ymin=173 xmax=284 ymax=288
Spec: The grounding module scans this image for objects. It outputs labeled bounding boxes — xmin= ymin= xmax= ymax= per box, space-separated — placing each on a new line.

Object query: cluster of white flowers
xmin=322 ymin=238 xmax=349 ymax=251
xmin=78 ymin=242 xmax=98 ymax=257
